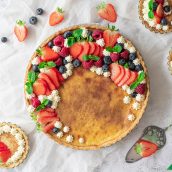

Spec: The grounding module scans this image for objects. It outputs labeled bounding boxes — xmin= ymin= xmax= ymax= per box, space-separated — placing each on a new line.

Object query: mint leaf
xmin=124 ymin=63 xmax=129 ymax=68
xmin=72 ymin=29 xmax=83 ymax=38
xmin=39 ymin=61 xmax=56 ymax=69
xmin=36 ymin=99 xmax=49 ymax=111
xmin=25 ymin=82 xmax=33 ymax=94
xmin=167 ymin=164 xmax=172 ymax=170
xmin=106 ymin=47 xmax=114 ymax=53
xmin=82 ymin=55 xmax=90 ymax=61
xmin=47 ymin=61 xmax=56 ymax=68
xmin=67 ymin=37 xmax=76 ymax=47
xmin=148 ymin=10 xmax=154 ymax=19
xmin=36 ymin=122 xmax=42 ymax=132
xmin=89 ymin=55 xmax=99 ymax=61
xmin=137 ymin=71 xmax=145 ymax=83
xmin=113 ymin=45 xmax=122 ymax=53
xmin=82 ymin=55 xmax=99 ymax=61
xmin=88 ymin=35 xmax=93 ymax=42
xmin=38 ymin=62 xmax=47 ymax=69
xmin=28 ymin=71 xmax=37 ymax=83
xmin=148 ymin=0 xmax=153 ymax=10
xmin=42 ymin=99 xmax=49 ymax=106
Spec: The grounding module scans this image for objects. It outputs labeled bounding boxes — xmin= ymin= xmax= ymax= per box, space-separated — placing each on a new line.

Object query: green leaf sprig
xmin=148 ymin=0 xmax=154 ymax=19
xmin=108 ymin=24 xmax=119 ymax=31
xmin=36 ymin=99 xmax=49 ymax=111
xmin=82 ymin=55 xmax=100 ymax=61
xmin=31 ymin=114 xmax=42 ymax=132
xmin=38 ymin=61 xmax=56 ymax=69
xmin=106 ymin=44 xmax=122 ymax=53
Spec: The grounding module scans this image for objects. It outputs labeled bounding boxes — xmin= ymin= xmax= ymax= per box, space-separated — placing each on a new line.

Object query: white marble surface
xmin=0 ymin=0 xmax=172 ymax=171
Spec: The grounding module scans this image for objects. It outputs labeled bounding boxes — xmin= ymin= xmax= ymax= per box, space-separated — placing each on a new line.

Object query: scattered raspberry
xmin=135 ymin=84 xmax=146 ymax=94
xmin=92 ymin=30 xmax=103 ymax=40
xmin=55 ymin=58 xmax=62 ymax=66
xmin=110 ymin=53 xmax=120 ymax=62
xmin=53 ymin=35 xmax=64 ymax=47
xmin=94 ymin=59 xmax=103 ymax=67
xmin=59 ymin=47 xmax=69 ymax=57
xmin=82 ymin=60 xmax=93 ymax=69
xmin=31 ymin=97 xmax=41 ymax=108
xmin=120 ymin=50 xmax=129 ymax=60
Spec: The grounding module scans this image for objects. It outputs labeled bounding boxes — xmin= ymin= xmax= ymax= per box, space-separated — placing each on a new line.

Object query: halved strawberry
xmin=156 ymin=4 xmax=164 ymax=18
xmin=45 ymin=68 xmax=60 ymax=89
xmin=38 ymin=73 xmax=56 ymax=91
xmin=93 ymin=43 xmax=100 ymax=56
xmin=97 ymin=2 xmax=117 ymax=22
xmin=37 ymin=110 xmax=56 ymax=118
xmin=38 ymin=116 xmax=59 ymax=125
xmin=118 ymin=68 xmax=131 ymax=87
xmin=78 ymin=42 xmax=90 ymax=61
xmin=49 ymin=7 xmax=64 ymax=26
xmin=103 ymin=30 xmax=121 ymax=47
xmin=45 ymin=88 xmax=51 ymax=96
xmin=125 ymin=71 xmax=138 ymax=86
xmin=154 ymin=13 xmax=161 ymax=24
xmin=0 ymin=142 xmax=11 ymax=163
xmin=14 ymin=20 xmax=28 ymax=42
xmin=37 ymin=46 xmax=59 ymax=61
xmin=55 ymin=69 xmax=64 ymax=83
xmin=33 ymin=79 xmax=48 ymax=96
xmin=110 ymin=63 xmax=121 ymax=81
xmin=88 ymin=42 xmax=96 ymax=55
xmin=44 ymin=108 xmax=55 ymax=113
xmin=114 ymin=66 xmax=125 ymax=85
xmin=69 ymin=42 xmax=83 ymax=58
xmin=43 ymin=120 xmax=59 ymax=133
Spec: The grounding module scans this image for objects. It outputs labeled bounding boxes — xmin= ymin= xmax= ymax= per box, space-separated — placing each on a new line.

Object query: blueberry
xmin=87 ymin=30 xmax=93 ymax=36
xmin=32 ymin=65 xmax=40 ymax=72
xmin=46 ymin=100 xmax=53 ymax=108
xmin=129 ymin=53 xmax=137 ymax=61
xmin=63 ymin=59 xmax=68 ymax=65
xmin=102 ymin=64 xmax=109 ymax=72
xmin=59 ymin=65 xmax=67 ymax=74
xmin=36 ymin=8 xmax=44 ymax=15
xmin=52 ymin=127 xmax=60 ymax=134
xmin=128 ymin=61 xmax=135 ymax=70
xmin=161 ymin=18 xmax=167 ymax=25
xmin=48 ymin=41 xmax=54 ymax=48
xmin=131 ymin=92 xmax=137 ymax=98
xmin=103 ymin=56 xmax=112 ymax=65
xmin=63 ymin=31 xmax=72 ymax=38
xmin=1 ymin=37 xmax=7 ymax=43
xmin=29 ymin=16 xmax=38 ymax=25
xmin=135 ymin=64 xmax=143 ymax=71
xmin=153 ymin=2 xmax=158 ymax=11
xmin=164 ymin=5 xmax=171 ymax=13
xmin=73 ymin=59 xmax=81 ymax=67
xmin=118 ymin=59 xmax=126 ymax=66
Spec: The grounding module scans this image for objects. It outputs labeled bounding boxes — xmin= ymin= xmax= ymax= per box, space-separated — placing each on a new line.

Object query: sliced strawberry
xmin=103 ymin=30 xmax=121 ymax=47
xmin=45 ymin=68 xmax=60 ymax=89
xmin=45 ymin=88 xmax=51 ymax=96
xmin=33 ymin=79 xmax=47 ymax=96
xmin=0 ymin=142 xmax=11 ymax=163
xmin=38 ymin=73 xmax=56 ymax=91
xmin=88 ymin=42 xmax=96 ymax=55
xmin=154 ymin=13 xmax=161 ymax=24
xmin=114 ymin=66 xmax=125 ymax=85
xmin=55 ymin=69 xmax=64 ymax=83
xmin=99 ymin=46 xmax=104 ymax=58
xmin=37 ymin=46 xmax=59 ymax=61
xmin=156 ymin=4 xmax=164 ymax=18
xmin=118 ymin=68 xmax=131 ymax=87
xmin=110 ymin=63 xmax=121 ymax=81
xmin=125 ymin=71 xmax=138 ymax=86
xmin=14 ymin=20 xmax=28 ymax=42
xmin=43 ymin=120 xmax=59 ymax=133
xmin=44 ymin=108 xmax=55 ymax=113
xmin=93 ymin=43 xmax=100 ymax=56
xmin=69 ymin=42 xmax=83 ymax=58
xmin=49 ymin=7 xmax=64 ymax=26
xmin=37 ymin=110 xmax=56 ymax=118
xmin=78 ymin=42 xmax=90 ymax=61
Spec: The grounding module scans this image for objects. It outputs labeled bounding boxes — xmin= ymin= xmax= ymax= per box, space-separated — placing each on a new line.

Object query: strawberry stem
xmin=16 ymin=19 xmax=25 ymax=26
xmin=36 ymin=48 xmax=43 ymax=56
xmin=96 ymin=1 xmax=106 ymax=10
xmin=56 ymin=7 xmax=64 ymax=13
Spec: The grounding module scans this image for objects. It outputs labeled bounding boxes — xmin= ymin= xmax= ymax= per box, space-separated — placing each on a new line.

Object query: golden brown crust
xmin=139 ymin=0 xmax=172 ymax=33
xmin=24 ymin=24 xmax=150 ymax=150
xmin=0 ymin=122 xmax=29 ymax=168
xmin=168 ymin=49 xmax=172 ymax=74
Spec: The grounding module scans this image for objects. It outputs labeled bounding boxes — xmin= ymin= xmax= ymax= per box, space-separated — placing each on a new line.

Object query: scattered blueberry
xmin=129 ymin=53 xmax=137 ymax=61
xmin=153 ymin=2 xmax=158 ymax=11
xmin=73 ymin=59 xmax=81 ymax=67
xmin=46 ymin=100 xmax=53 ymax=108
xmin=63 ymin=59 xmax=68 ymax=65
xmin=48 ymin=41 xmax=54 ymax=48
xmin=103 ymin=56 xmax=112 ymax=65
xmin=87 ymin=30 xmax=93 ymax=36
xmin=1 ymin=37 xmax=7 ymax=43
xmin=164 ymin=5 xmax=171 ymax=13
xmin=32 ymin=65 xmax=40 ymax=72
xmin=63 ymin=31 xmax=72 ymax=39
xmin=135 ymin=64 xmax=143 ymax=71
xmin=131 ymin=92 xmax=137 ymax=98
xmin=29 ymin=16 xmax=38 ymax=25
xmin=59 ymin=65 xmax=67 ymax=74
xmin=102 ymin=64 xmax=109 ymax=72
xmin=52 ymin=127 xmax=60 ymax=134
xmin=118 ymin=59 xmax=126 ymax=66
xmin=36 ymin=8 xmax=44 ymax=15
xmin=161 ymin=18 xmax=167 ymax=25
xmin=128 ymin=61 xmax=135 ymax=70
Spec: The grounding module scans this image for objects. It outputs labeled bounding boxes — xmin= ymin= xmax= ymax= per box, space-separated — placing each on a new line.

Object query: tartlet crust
xmin=139 ymin=0 xmax=172 ymax=33
xmin=24 ymin=24 xmax=150 ymax=150
xmin=0 ymin=122 xmax=29 ymax=168
xmin=168 ymin=49 xmax=172 ymax=73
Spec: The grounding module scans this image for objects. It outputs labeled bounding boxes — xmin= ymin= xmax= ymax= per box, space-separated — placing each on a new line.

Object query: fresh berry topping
xmin=131 ymin=91 xmax=137 ymax=98
xmin=1 ymin=37 xmax=7 ymax=43
xmin=29 ymin=16 xmax=38 ymax=25
xmin=48 ymin=41 xmax=54 ymax=48
xmin=70 ymin=42 xmax=83 ymax=58
xmin=125 ymin=71 xmax=138 ymax=86
xmin=46 ymin=100 xmax=53 ymax=108
xmin=135 ymin=84 xmax=146 ymax=94
xmin=33 ymin=79 xmax=48 ymax=96
xmin=53 ymin=35 xmax=64 ymax=47
xmin=63 ymin=31 xmax=72 ymax=38
xmin=153 ymin=2 xmax=158 ymax=11
xmin=118 ymin=68 xmax=131 ymax=86
xmin=14 ymin=20 xmax=28 ymax=42
xmin=0 ymin=142 xmax=11 ymax=163
xmin=36 ymin=8 xmax=44 ymax=15
xmin=97 ymin=2 xmax=117 ymax=22
xmin=156 ymin=4 xmax=164 ymax=18
xmin=32 ymin=64 xmax=40 ymax=72
xmin=87 ymin=30 xmax=93 ymax=36
xmin=110 ymin=53 xmax=120 ymax=62
xmin=63 ymin=59 xmax=68 ymax=65
xmin=88 ymin=42 xmax=96 ymax=54
xmin=31 ymin=97 xmax=41 ymax=108
xmin=118 ymin=59 xmax=126 ymax=66
xmin=110 ymin=63 xmax=121 ymax=81
xmin=135 ymin=64 xmax=143 ymax=71
xmin=114 ymin=65 xmax=125 ymax=85
xmin=155 ymin=0 xmax=164 ymax=4
xmin=78 ymin=42 xmax=90 ymax=61
xmin=49 ymin=7 xmax=64 ymax=26
xmin=92 ymin=30 xmax=103 ymax=40
xmin=52 ymin=127 xmax=60 ymax=133
xmin=55 ymin=57 xmax=62 ymax=66
xmin=94 ymin=58 xmax=103 ymax=67
xmin=164 ymin=5 xmax=171 ymax=12
xmin=82 ymin=60 xmax=93 ymax=69
xmin=120 ymin=50 xmax=129 ymax=60
xmin=129 ymin=53 xmax=137 ymax=61
xmin=102 ymin=64 xmax=109 ymax=72
xmin=103 ymin=56 xmax=112 ymax=65
xmin=128 ymin=61 xmax=135 ymax=71
xmin=59 ymin=65 xmax=67 ymax=74
xmin=161 ymin=18 xmax=167 ymax=25
xmin=116 ymin=43 xmax=124 ymax=49
xmin=73 ymin=59 xmax=81 ymax=67
xmin=59 ymin=47 xmax=69 ymax=57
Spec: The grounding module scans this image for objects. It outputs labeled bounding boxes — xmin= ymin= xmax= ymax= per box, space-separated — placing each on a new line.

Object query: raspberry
xmin=110 ymin=53 xmax=120 ymax=62
xmin=53 ymin=35 xmax=64 ymax=47
xmin=120 ymin=50 xmax=129 ymax=60
xmin=135 ymin=84 xmax=146 ymax=94
xmin=155 ymin=0 xmax=164 ymax=4
xmin=92 ymin=30 xmax=103 ymax=40
xmin=82 ymin=60 xmax=93 ymax=69
xmin=31 ymin=97 xmax=41 ymax=108
xmin=55 ymin=58 xmax=62 ymax=66
xmin=59 ymin=47 xmax=69 ymax=57
xmin=94 ymin=59 xmax=103 ymax=67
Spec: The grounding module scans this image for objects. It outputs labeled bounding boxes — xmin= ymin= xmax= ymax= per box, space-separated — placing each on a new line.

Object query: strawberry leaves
xmin=82 ymin=55 xmax=100 ymax=61
xmin=38 ymin=61 xmax=56 ymax=69
xmin=36 ymin=99 xmax=49 ymax=111
xmin=106 ymin=44 xmax=122 ymax=53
